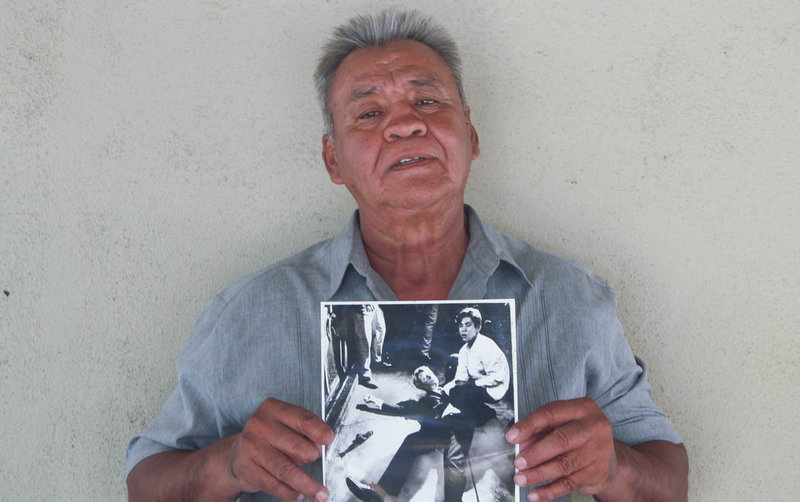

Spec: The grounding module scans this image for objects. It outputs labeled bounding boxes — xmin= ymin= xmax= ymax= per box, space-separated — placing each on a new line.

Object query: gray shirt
xmin=126 ymin=206 xmax=681 ymax=500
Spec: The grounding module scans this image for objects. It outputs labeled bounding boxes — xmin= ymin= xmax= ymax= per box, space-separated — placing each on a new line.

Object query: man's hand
xmin=127 ymin=398 xmax=334 ymax=502
xmin=505 ymin=397 xmax=616 ymax=501
xmin=362 ymin=394 xmax=383 ymax=410
xmin=226 ymin=398 xmax=334 ymax=502
xmin=505 ymin=397 xmax=688 ymax=502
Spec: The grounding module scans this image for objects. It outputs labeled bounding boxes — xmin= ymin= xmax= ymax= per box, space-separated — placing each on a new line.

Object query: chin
xmin=387 ymin=179 xmax=461 ymax=208
xmin=392 ymin=193 xmax=457 ymax=212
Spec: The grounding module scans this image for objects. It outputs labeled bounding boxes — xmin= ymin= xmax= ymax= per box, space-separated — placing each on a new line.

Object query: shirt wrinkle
xmin=324 ymin=205 xmax=534 ymax=299
xmin=126 ymin=205 xmax=682 ymax=496
xmin=465 ymin=206 xmax=534 ymax=288
xmin=324 ymin=212 xmax=363 ymax=299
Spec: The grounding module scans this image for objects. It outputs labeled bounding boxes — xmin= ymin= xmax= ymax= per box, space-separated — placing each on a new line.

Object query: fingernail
xmin=514 ymin=457 xmax=527 ymax=469
xmin=506 ymin=428 xmax=519 ymax=442
xmin=315 ymin=490 xmax=328 ymax=501
xmin=528 ymin=492 xmax=540 ymax=502
xmin=514 ymin=473 xmax=526 ymax=486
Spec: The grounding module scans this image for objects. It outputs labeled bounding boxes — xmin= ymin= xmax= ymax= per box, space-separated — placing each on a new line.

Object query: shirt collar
xmin=457 ymin=205 xmax=534 ymax=293
xmin=324 ymin=211 xmax=367 ymax=299
xmin=324 ymin=205 xmax=533 ymax=300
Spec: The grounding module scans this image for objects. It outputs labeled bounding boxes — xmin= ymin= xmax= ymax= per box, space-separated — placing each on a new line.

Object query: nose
xmin=383 ymin=104 xmax=427 ymax=141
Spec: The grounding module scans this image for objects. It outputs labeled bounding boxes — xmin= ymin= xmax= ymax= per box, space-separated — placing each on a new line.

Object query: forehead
xmin=459 ymin=317 xmax=474 ymax=325
xmin=329 ymin=39 xmax=458 ymax=105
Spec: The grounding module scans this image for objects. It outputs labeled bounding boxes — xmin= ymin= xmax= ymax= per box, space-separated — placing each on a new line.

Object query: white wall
xmin=2 ymin=1 xmax=798 ymax=499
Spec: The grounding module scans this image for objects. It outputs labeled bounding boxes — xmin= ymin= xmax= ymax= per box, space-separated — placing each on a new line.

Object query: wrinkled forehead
xmin=345 ymin=67 xmax=446 ymax=99
xmin=329 ymin=40 xmax=459 ymax=105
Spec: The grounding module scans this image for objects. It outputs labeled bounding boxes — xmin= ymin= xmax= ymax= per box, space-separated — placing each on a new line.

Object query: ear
xmin=465 ymin=108 xmax=480 ymax=160
xmin=322 ymin=134 xmax=344 ymax=185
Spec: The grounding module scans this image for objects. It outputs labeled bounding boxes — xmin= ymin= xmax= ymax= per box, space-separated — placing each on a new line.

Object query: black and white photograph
xmin=321 ymin=300 xmax=518 ymax=502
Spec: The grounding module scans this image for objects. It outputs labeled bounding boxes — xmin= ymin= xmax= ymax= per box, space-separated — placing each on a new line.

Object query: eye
xmin=358 ymin=110 xmax=381 ymax=119
xmin=416 ymin=98 xmax=437 ymax=106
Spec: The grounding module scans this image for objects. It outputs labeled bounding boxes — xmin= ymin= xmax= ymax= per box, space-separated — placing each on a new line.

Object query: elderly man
xmin=126 ymin=9 xmax=688 ymax=502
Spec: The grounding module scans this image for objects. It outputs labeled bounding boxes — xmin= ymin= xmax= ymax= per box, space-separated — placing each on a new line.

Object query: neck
xmin=359 ymin=203 xmax=469 ymax=301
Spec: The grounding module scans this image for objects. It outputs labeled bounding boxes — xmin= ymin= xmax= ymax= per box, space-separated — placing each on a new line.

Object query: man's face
xmin=322 ymin=40 xmax=479 ymax=214
xmin=416 ymin=366 xmax=439 ymax=390
xmin=458 ymin=317 xmax=479 ymax=343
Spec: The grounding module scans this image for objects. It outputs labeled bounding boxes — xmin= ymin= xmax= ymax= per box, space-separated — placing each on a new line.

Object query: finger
xmin=236 ymin=459 xmax=302 ymax=501
xmin=507 ymin=398 xmax=595 ymax=444
xmin=516 ymin=420 xmax=593 ymax=472
xmin=230 ymin=443 xmax=306 ymax=500
xmin=514 ymin=429 xmax=549 ymax=453
xmin=526 ymin=464 xmax=597 ymax=502
xmin=265 ymin=398 xmax=334 ymax=445
xmin=265 ymin=418 xmax=326 ymax=464
xmin=514 ymin=423 xmax=591 ymax=469
xmin=514 ymin=447 xmax=592 ymax=488
xmin=518 ymin=405 xmax=612 ymax=475
xmin=253 ymin=443 xmax=329 ymax=501
xmin=243 ymin=411 xmax=322 ymax=464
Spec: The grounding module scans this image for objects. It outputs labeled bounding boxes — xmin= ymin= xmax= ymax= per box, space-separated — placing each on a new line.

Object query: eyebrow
xmin=408 ymin=77 xmax=443 ymax=89
xmin=348 ymin=86 xmax=379 ymax=103
xmin=346 ymin=76 xmax=445 ymax=104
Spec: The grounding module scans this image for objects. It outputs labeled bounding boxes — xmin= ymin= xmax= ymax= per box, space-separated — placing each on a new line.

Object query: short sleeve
xmin=541 ymin=270 xmax=682 ymax=446
xmin=584 ymin=287 xmax=683 ymax=445
xmin=125 ymin=295 xmax=228 ymax=477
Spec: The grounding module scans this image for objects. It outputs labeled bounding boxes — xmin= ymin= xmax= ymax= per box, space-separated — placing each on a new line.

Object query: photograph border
xmin=320 ymin=299 xmax=518 ymax=502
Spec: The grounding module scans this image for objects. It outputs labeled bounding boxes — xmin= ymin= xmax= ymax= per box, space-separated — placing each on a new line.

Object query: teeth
xmin=399 ymin=157 xmax=423 ymax=165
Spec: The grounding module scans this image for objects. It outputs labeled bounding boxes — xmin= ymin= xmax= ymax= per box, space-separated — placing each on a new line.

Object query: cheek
xmin=437 ymin=119 xmax=475 ymax=161
xmin=338 ymin=138 xmax=365 ymax=162
xmin=335 ymin=139 xmax=376 ymax=176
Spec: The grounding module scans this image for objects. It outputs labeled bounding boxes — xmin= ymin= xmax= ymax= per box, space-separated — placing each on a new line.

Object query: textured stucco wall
xmin=1 ymin=1 xmax=798 ymax=500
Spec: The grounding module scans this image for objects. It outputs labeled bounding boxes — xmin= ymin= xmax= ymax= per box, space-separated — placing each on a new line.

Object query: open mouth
xmin=392 ymin=156 xmax=428 ymax=168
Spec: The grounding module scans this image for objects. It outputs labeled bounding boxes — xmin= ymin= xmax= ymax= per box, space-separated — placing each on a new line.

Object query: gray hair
xmin=314 ymin=8 xmax=467 ymax=137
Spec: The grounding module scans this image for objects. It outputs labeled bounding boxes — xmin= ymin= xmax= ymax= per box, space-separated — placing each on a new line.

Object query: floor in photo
xmin=324 ymin=369 xmax=517 ymax=502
